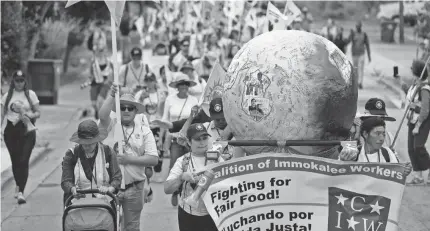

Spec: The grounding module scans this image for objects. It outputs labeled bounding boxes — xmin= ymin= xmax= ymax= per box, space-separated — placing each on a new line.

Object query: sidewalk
xmin=1 ymin=82 xmax=89 ymax=186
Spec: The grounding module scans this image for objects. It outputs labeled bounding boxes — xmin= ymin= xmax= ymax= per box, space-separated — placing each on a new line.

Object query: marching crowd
xmin=1 ymin=3 xmax=430 ymax=231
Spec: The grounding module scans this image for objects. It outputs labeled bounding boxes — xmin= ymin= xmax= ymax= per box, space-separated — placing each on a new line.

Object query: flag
xmin=65 ymin=0 xmax=126 ymax=26
xmin=244 ymin=8 xmax=258 ymax=29
xmin=328 ymin=187 xmax=391 ymax=231
xmin=283 ymin=0 xmax=302 ymax=26
xmin=266 ymin=2 xmax=287 ymax=31
xmin=104 ymin=0 xmax=126 ymax=26
xmin=201 ymin=62 xmax=226 ymax=117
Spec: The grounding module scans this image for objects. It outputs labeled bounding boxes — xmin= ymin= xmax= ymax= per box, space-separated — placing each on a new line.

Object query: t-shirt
xmin=166 ymin=154 xmax=224 ymax=216
xmin=1 ymin=89 xmax=39 ymax=125
xmin=162 ymin=94 xmax=199 ymax=122
xmin=357 ymin=146 xmax=399 ymax=163
xmin=99 ymin=112 xmax=157 ymax=184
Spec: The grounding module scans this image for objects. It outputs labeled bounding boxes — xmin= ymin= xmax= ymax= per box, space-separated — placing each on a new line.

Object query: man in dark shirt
xmin=348 ymin=21 xmax=371 ymax=89
xmin=333 ymin=27 xmax=348 ymax=54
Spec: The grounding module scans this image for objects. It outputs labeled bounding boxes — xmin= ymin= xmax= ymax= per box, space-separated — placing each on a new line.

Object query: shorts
xmin=90 ymin=82 xmax=111 ymax=101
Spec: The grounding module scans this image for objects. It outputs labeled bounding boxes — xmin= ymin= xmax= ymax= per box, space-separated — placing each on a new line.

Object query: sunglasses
xmin=120 ymin=106 xmax=136 ymax=112
xmin=14 ymin=79 xmax=25 ymax=83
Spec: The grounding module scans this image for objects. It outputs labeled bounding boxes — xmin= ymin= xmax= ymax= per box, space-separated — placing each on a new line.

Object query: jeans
xmin=408 ymin=118 xmax=430 ymax=171
xmin=352 ymin=55 xmax=365 ymax=85
xmin=118 ymin=181 xmax=144 ymax=231
xmin=178 ymin=206 xmax=218 ymax=231
xmin=4 ymin=120 xmax=36 ymax=193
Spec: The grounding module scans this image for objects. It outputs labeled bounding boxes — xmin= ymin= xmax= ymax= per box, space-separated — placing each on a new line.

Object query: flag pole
xmin=390 ymin=55 xmax=430 ymax=149
xmin=111 ymin=15 xmax=125 ymax=187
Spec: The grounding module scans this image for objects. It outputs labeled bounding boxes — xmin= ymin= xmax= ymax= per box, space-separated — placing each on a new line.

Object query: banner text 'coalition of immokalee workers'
xmin=211 ymin=155 xmax=406 ymax=184
xmin=205 ymin=155 xmax=405 ymax=231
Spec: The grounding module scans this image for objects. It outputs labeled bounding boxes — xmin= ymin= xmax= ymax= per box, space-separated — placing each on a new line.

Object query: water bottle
xmin=184 ymin=170 xmax=215 ymax=208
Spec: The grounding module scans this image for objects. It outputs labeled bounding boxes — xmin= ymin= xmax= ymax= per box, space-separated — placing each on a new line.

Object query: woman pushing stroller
xmin=61 ymin=119 xmax=122 ymax=205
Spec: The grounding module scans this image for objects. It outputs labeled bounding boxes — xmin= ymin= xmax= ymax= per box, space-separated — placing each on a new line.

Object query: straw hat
xmin=70 ymin=120 xmax=108 ymax=144
xmin=168 ymin=73 xmax=197 ymax=88
xmin=112 ymin=88 xmax=146 ymax=114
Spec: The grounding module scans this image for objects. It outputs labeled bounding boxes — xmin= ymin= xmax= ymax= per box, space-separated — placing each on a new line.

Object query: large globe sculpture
xmin=223 ymin=30 xmax=358 ymax=157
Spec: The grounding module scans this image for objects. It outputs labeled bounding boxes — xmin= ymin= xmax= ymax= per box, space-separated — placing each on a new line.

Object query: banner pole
xmin=111 ymin=15 xmax=125 ymax=188
xmin=390 ymin=55 xmax=430 ymax=149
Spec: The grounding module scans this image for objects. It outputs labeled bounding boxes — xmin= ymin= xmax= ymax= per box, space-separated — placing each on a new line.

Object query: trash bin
xmin=27 ymin=59 xmax=63 ymax=105
xmin=380 ymin=21 xmax=397 ymax=43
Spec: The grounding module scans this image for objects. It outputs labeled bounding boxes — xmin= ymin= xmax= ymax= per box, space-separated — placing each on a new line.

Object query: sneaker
xmin=17 ymin=192 xmax=26 ymax=204
xmin=14 ymin=186 xmax=19 ymax=199
xmin=407 ymin=177 xmax=425 ymax=185
xmin=171 ymin=193 xmax=178 ymax=206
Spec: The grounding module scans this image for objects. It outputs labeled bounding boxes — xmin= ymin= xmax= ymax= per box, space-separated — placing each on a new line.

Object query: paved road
xmin=2 ymin=45 xmax=430 ymax=231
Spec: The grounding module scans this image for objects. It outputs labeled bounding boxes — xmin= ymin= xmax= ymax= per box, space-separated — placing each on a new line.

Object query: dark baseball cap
xmin=363 ymin=98 xmax=396 ymax=121
xmin=209 ymin=98 xmax=224 ymax=120
xmin=187 ymin=123 xmax=211 ymax=140
xmin=130 ymin=47 xmax=142 ymax=57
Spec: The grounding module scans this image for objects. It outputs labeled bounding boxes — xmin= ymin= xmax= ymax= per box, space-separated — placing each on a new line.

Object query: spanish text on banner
xmin=201 ymin=153 xmax=406 ymax=231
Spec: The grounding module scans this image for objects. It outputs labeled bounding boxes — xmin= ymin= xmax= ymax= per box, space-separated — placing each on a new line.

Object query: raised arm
xmin=98 ymin=84 xmax=116 ymax=130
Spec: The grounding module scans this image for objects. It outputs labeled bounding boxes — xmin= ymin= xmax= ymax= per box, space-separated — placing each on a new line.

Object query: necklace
xmin=364 ymin=145 xmax=381 ymax=163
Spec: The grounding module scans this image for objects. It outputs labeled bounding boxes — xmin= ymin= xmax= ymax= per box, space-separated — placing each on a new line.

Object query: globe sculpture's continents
xmin=223 ymin=30 xmax=358 ymax=157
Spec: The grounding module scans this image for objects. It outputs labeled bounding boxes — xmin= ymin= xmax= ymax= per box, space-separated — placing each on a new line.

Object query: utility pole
xmin=399 ymin=0 xmax=405 ymax=44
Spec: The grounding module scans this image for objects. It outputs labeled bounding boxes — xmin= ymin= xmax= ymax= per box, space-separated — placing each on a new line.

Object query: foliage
xmin=36 ymin=17 xmax=81 ymax=59
xmin=1 ymin=2 xmax=25 ymax=76
xmin=65 ymin=1 xmax=110 ymax=24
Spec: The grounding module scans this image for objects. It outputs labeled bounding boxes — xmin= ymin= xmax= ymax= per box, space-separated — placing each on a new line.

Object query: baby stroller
xmin=63 ymin=189 xmax=121 ymax=231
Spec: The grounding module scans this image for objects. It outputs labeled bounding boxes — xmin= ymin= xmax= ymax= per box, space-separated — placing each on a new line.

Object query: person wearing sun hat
xmin=164 ymin=123 xmax=222 ymax=231
xmin=61 ymin=119 xmax=122 ymax=206
xmin=98 ymin=85 xmax=159 ymax=231
xmin=350 ymin=98 xmax=397 ymax=152
xmin=162 ymin=73 xmax=199 ymax=167
xmin=158 ymin=72 xmax=199 ymax=206
xmin=180 ymin=61 xmax=207 ymax=100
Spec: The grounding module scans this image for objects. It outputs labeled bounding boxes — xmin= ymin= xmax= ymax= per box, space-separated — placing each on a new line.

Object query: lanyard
xmin=364 ymin=150 xmax=381 ymax=163
xmin=129 ymin=63 xmax=144 ymax=84
xmin=189 ymin=154 xmax=208 ymax=172
xmin=122 ymin=124 xmax=136 ymax=146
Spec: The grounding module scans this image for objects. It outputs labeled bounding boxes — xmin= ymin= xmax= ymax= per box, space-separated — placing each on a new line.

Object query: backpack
xmin=356 ymin=146 xmax=391 ymax=163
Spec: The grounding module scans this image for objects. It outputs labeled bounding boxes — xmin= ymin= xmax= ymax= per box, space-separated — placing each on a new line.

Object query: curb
xmin=1 ymin=146 xmax=53 ymax=188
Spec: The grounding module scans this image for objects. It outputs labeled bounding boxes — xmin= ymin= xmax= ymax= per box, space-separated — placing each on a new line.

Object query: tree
xmin=1 ymin=1 xmax=54 ymax=76
xmin=399 ymin=0 xmax=405 ymax=44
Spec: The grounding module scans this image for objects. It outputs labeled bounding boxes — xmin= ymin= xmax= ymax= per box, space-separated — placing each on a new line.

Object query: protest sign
xmin=200 ymin=153 xmax=406 ymax=231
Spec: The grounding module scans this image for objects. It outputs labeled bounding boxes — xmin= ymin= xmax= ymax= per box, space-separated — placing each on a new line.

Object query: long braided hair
xmin=3 ymin=70 xmax=35 ymax=116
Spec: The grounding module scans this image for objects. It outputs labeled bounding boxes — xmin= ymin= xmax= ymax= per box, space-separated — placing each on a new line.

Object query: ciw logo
xmin=328 ymin=187 xmax=391 ymax=231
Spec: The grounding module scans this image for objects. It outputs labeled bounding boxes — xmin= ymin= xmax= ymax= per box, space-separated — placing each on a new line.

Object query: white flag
xmin=283 ymin=0 xmax=302 ymax=26
xmin=266 ymin=2 xmax=287 ymax=31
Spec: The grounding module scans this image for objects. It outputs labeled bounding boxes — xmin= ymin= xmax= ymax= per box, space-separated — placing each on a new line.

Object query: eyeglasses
xmin=14 ymin=79 xmax=25 ymax=83
xmin=120 ymin=106 xmax=136 ymax=112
